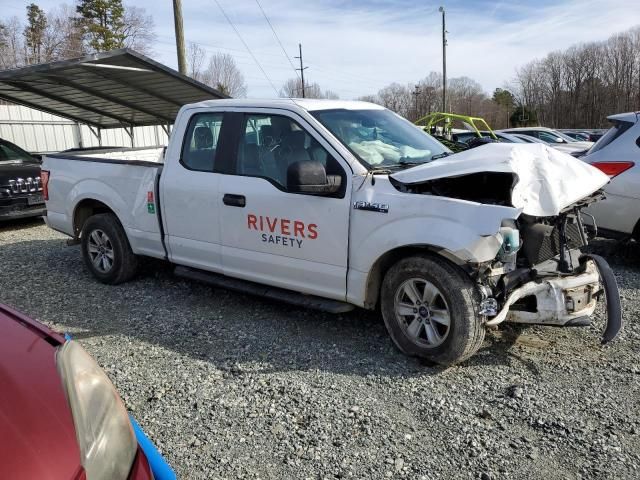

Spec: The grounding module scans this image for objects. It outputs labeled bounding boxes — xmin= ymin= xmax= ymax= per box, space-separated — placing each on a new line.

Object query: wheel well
xmin=632 ymin=218 xmax=640 ymax=241
xmin=363 ymin=245 xmax=466 ymax=310
xmin=73 ymin=199 xmax=114 ymax=237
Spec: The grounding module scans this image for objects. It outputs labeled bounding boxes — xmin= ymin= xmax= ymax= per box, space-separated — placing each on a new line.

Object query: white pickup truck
xmin=42 ymin=99 xmax=622 ymax=365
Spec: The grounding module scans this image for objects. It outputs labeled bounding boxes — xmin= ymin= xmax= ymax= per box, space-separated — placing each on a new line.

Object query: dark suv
xmin=0 ymin=138 xmax=45 ymax=221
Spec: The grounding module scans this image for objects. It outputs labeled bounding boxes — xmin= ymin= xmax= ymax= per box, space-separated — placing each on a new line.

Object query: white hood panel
xmin=390 ymin=143 xmax=609 ymax=217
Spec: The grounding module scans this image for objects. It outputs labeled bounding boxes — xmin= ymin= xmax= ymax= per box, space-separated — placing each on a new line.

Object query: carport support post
xmin=124 ymin=125 xmax=134 ymax=147
xmin=74 ymin=122 xmax=84 ymax=149
xmin=87 ymin=125 xmax=102 ymax=147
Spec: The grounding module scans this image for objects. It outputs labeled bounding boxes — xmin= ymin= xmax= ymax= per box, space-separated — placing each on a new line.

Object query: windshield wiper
xmin=397 ymin=160 xmax=424 ymax=167
xmin=431 ymin=152 xmax=451 ymax=160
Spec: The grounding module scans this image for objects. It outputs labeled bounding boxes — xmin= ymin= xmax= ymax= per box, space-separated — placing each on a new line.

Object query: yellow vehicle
xmin=415 ymin=113 xmax=498 ymax=145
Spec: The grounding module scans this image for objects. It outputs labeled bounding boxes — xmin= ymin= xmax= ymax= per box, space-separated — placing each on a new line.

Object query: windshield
xmin=0 ymin=140 xmax=34 ymax=164
xmin=312 ymin=109 xmax=450 ymax=169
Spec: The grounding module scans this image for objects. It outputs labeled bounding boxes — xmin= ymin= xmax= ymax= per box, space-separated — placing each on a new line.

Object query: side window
xmin=181 ymin=113 xmax=224 ymax=172
xmin=235 ymin=113 xmax=344 ymax=193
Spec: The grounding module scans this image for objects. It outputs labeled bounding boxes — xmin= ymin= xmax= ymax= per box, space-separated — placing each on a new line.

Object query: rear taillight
xmin=41 ymin=170 xmax=49 ymax=200
xmin=591 ymin=161 xmax=634 ymax=178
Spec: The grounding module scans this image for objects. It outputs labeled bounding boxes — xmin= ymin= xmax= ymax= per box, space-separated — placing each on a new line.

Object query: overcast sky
xmin=7 ymin=0 xmax=640 ymax=99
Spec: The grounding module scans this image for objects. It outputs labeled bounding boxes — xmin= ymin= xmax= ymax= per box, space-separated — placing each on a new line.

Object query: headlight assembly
xmin=56 ymin=340 xmax=137 ymax=480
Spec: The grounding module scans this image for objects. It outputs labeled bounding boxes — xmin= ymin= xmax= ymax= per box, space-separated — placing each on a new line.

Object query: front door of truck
xmin=218 ymin=110 xmax=351 ymax=300
xmin=160 ymin=110 xmax=226 ymax=272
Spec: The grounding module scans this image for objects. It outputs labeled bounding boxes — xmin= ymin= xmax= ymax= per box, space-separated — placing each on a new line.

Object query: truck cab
xmin=42 ymin=99 xmax=622 ymax=365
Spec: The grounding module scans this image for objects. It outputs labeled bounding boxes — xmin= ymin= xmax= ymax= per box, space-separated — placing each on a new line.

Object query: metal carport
xmin=0 ymin=49 xmax=227 ymax=144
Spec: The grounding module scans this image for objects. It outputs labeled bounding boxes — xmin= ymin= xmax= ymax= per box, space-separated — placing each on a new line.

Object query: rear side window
xmin=181 ymin=113 xmax=224 ymax=172
xmin=588 ymin=120 xmax=634 ymax=155
xmin=0 ymin=141 xmax=31 ymax=162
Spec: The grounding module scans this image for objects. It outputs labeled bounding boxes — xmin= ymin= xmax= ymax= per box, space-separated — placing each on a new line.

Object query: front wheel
xmin=81 ymin=213 xmax=139 ymax=285
xmin=380 ymin=255 xmax=485 ymax=365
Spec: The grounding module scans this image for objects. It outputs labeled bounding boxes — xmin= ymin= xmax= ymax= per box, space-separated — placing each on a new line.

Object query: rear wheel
xmin=380 ymin=254 xmax=485 ymax=365
xmin=81 ymin=213 xmax=139 ymax=284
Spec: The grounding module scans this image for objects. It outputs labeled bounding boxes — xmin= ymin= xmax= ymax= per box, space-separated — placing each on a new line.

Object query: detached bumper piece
xmin=485 ymin=255 xmax=622 ymax=344
xmin=582 ymin=254 xmax=623 ymax=344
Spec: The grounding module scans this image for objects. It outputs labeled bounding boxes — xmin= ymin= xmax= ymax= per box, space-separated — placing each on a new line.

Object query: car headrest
xmin=287 ymin=130 xmax=306 ymax=149
xmin=260 ymin=125 xmax=274 ymax=139
xmin=194 ymin=126 xmax=213 ymax=149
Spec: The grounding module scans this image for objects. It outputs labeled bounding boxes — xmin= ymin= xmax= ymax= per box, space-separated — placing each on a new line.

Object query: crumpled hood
xmin=390 ymin=143 xmax=609 ymax=217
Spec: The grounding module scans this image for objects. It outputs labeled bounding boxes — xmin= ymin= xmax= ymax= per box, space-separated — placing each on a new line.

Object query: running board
xmin=174 ymin=266 xmax=354 ymax=314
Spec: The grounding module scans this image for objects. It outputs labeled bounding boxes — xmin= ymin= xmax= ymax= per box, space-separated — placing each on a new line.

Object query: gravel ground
xmin=1 ymin=218 xmax=639 ymax=480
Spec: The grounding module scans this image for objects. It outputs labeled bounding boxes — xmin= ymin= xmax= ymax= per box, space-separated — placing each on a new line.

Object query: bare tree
xmin=41 ymin=4 xmax=84 ymax=61
xmin=202 ymin=52 xmax=247 ymax=97
xmin=377 ymin=82 xmax=412 ymax=118
xmin=357 ymin=94 xmax=380 ymax=104
xmin=279 ymin=77 xmax=338 ymax=99
xmin=120 ymin=5 xmax=155 ymax=55
xmin=0 ymin=17 xmax=24 ymax=68
xmin=512 ymin=26 xmax=640 ymax=128
xmin=186 ymin=41 xmax=206 ymax=81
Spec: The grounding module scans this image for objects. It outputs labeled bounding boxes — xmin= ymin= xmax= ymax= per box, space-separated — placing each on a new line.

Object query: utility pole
xmin=438 ymin=6 xmax=447 ymax=112
xmin=173 ymin=0 xmax=187 ymax=75
xmin=412 ymin=85 xmax=421 ymax=120
xmin=295 ymin=43 xmax=308 ymax=98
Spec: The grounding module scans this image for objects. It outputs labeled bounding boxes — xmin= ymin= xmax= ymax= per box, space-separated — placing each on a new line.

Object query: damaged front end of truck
xmin=390 ymin=143 xmax=623 ymax=344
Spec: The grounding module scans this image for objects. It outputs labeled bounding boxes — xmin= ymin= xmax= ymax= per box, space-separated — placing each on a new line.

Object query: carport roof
xmin=0 ymin=49 xmax=227 ymax=129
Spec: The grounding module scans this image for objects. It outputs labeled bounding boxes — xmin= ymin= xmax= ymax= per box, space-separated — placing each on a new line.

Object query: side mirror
xmin=287 ymin=161 xmax=342 ymax=194
xmin=555 ymin=137 xmax=564 ymax=143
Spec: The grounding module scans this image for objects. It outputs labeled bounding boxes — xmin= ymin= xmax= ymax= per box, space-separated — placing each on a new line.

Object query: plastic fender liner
xmin=581 ymin=253 xmax=623 ymax=344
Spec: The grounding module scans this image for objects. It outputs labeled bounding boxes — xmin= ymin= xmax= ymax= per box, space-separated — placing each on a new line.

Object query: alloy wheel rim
xmin=87 ymin=229 xmax=115 ymax=273
xmin=394 ymin=278 xmax=451 ymax=347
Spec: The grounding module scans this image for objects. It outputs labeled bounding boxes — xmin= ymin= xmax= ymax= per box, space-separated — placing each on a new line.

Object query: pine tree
xmin=76 ymin=0 xmax=126 ymax=52
xmin=24 ymin=3 xmax=46 ymax=64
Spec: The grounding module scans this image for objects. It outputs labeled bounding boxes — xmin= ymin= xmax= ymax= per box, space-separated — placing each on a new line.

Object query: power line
xmin=210 ymin=0 xmax=280 ymax=97
xmin=253 ymin=0 xmax=301 ymax=82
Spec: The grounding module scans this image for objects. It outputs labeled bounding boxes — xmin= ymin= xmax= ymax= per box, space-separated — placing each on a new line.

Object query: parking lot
xmin=1 ymin=218 xmax=639 ymax=479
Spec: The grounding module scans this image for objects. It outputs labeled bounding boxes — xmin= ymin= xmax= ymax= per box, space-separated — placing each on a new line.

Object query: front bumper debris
xmin=484 ymin=255 xmax=622 ymax=344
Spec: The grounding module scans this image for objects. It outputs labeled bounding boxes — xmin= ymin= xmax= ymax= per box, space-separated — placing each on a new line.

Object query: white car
xmin=581 ymin=112 xmax=640 ymax=239
xmin=506 ymin=133 xmax=549 ymax=145
xmin=41 ymin=99 xmax=621 ymax=365
xmin=500 ymin=127 xmax=593 ymax=155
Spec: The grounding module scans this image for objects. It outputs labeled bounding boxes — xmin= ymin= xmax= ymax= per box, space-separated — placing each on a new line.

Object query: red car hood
xmin=0 ymin=305 xmax=83 ymax=479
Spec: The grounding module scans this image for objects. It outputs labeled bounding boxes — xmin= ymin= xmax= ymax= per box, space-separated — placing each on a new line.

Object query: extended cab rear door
xmin=217 ymin=109 xmax=352 ymax=301
xmin=160 ymin=108 xmax=228 ymax=271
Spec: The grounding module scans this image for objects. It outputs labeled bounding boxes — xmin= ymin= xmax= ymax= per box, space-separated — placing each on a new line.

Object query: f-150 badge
xmin=353 ymin=201 xmax=389 ymax=213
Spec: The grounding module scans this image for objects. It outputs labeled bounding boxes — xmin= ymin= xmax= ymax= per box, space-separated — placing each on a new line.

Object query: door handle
xmin=223 ymin=193 xmax=246 ymax=207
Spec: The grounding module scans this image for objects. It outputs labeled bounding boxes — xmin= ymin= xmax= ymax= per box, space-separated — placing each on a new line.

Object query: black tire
xmin=81 ymin=213 xmax=139 ymax=285
xmin=380 ymin=254 xmax=485 ymax=365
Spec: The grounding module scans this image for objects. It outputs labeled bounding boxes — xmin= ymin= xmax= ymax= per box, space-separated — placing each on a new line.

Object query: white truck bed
xmin=43 ymin=147 xmax=166 ymax=259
